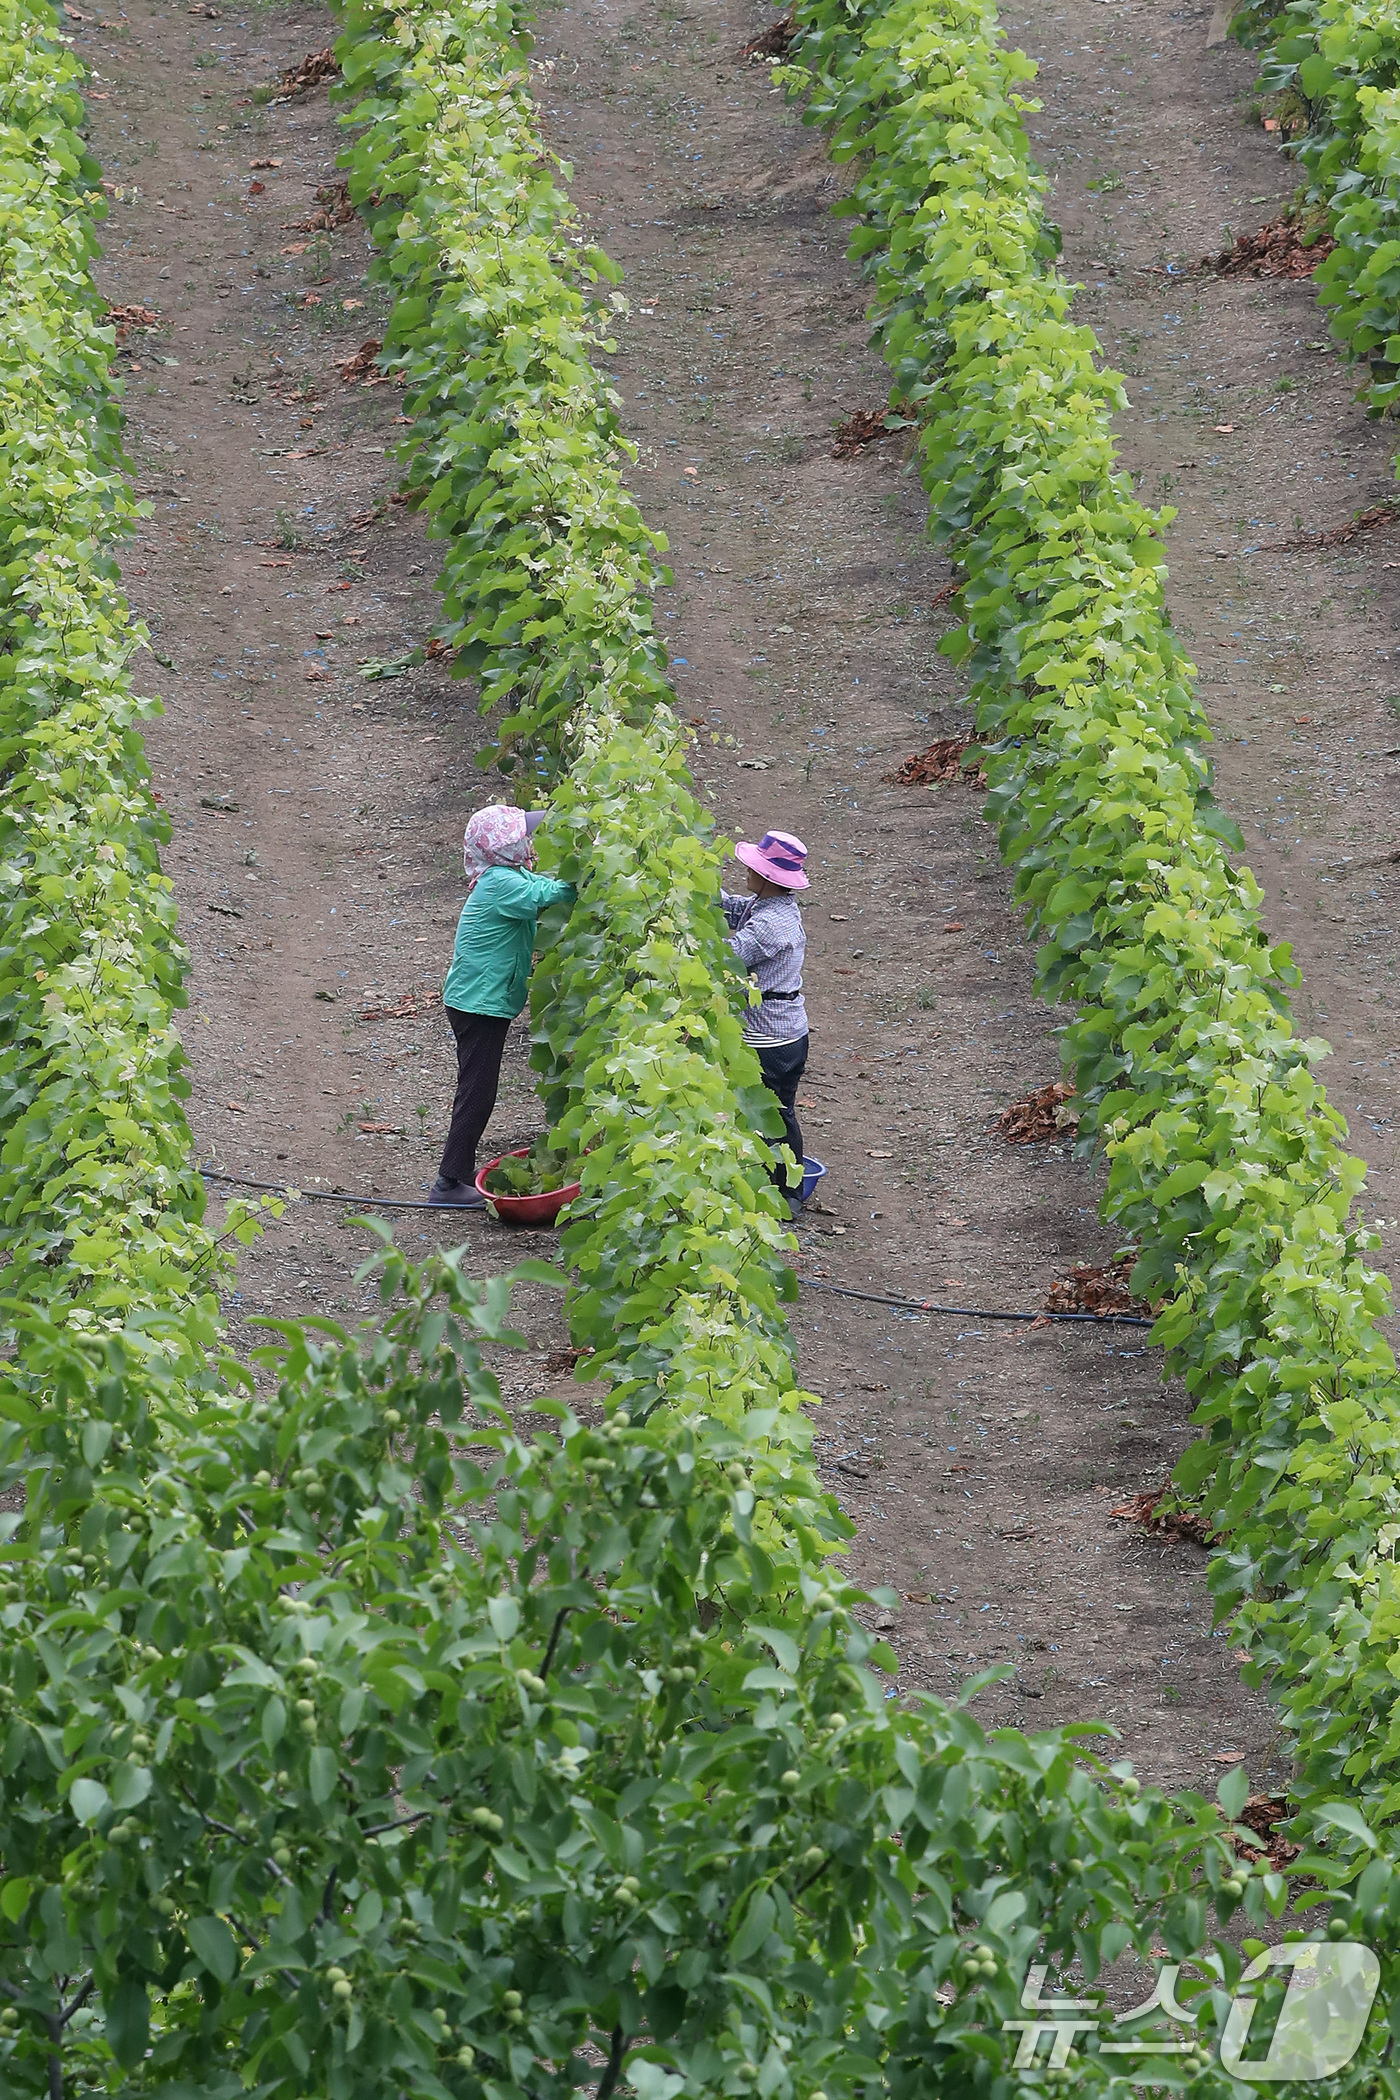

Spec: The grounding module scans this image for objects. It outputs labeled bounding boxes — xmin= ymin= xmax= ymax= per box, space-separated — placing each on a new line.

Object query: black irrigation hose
xmin=201 ymin=1166 xmax=1156 ymax=1328
xmin=199 ymin=1165 xmax=478 ymax=1215
xmin=798 ymin=1277 xmax=1156 ymax=1329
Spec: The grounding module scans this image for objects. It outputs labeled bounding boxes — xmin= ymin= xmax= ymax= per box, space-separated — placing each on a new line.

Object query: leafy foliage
xmin=0 ymin=0 xmax=225 ymax=1364
xmin=785 ymin=0 xmax=1400 ymax=1844
xmin=0 ymin=1248 xmax=1296 ymax=2099
xmin=481 ymin=1131 xmax=576 ymax=1195
xmin=333 ymin=0 xmax=809 ymax=1441
xmin=8 ymin=0 xmax=1400 ymax=2085
xmin=1230 ymin=0 xmax=1400 ymax=412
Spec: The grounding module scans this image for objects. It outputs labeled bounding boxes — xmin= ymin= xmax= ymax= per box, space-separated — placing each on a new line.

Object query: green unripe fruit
xmin=273 ymin=1847 xmax=293 ymax=1868
xmin=979 ymin=1958 xmax=997 ymax=1976
xmin=726 ymin=1463 xmax=746 ymax=1485
xmin=801 ymin=1845 xmax=824 ymax=1867
xmin=506 ymin=2007 xmax=524 ymax=2026
xmin=333 ymin=1980 xmax=353 ymax=2003
xmin=295 ymin=1699 xmax=315 ymax=1718
xmin=826 ymin=1712 xmax=846 ymax=1731
xmin=814 ymin=1591 xmax=837 ymax=1611
xmin=780 ymin=1769 xmax=800 ymax=1789
xmin=1068 ymin=1856 xmax=1084 ymax=1873
xmin=327 ymin=1968 xmax=347 ymax=1984
xmin=384 ymin=1409 xmax=402 ymax=1428
xmin=1328 ymin=1915 xmax=1351 ymax=1939
xmin=502 ymin=1991 xmax=522 ymax=2010
xmin=1119 ymin=1777 xmax=1140 ymax=1798
xmin=457 ymin=2046 xmax=475 ymax=2068
xmin=254 ymin=1471 xmax=271 ymax=1489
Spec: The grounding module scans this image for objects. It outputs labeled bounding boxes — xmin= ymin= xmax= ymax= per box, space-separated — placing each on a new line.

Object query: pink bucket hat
xmin=735 ymin=829 xmax=809 ymax=891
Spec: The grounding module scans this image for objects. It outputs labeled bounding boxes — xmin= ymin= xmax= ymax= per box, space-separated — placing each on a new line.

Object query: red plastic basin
xmin=475 ymin=1150 xmax=582 ymax=1228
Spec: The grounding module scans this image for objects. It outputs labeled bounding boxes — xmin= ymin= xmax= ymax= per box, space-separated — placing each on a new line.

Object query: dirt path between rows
xmin=78 ymin=0 xmax=1396 ymax=1794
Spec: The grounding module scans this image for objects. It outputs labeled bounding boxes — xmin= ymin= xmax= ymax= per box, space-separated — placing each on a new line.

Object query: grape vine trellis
xmin=782 ymin=0 xmax=1400 ymax=1839
xmin=3 ymin=0 xmax=1400 ymax=2091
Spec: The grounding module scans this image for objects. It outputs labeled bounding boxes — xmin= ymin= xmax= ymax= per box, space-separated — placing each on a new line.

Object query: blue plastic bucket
xmin=798 ymin=1156 xmax=826 ymax=1205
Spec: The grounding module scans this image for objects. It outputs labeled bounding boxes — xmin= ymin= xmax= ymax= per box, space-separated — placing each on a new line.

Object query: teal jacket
xmin=443 ymin=865 xmax=576 ymax=1020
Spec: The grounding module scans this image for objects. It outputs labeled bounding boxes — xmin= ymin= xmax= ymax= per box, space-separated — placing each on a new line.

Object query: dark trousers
xmin=756 ymin=1033 xmax=807 ymax=1187
xmin=439 ymin=1008 xmax=512 ymax=1185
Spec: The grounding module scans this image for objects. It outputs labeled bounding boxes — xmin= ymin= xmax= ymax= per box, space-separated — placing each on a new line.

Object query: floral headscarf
xmin=462 ymin=804 xmax=533 ymax=894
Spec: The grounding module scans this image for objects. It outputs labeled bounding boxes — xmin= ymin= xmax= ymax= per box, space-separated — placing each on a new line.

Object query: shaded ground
xmin=74 ymin=0 xmax=1400 ymax=1796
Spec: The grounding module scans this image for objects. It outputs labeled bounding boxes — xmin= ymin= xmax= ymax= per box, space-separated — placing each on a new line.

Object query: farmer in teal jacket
xmin=429 ymin=805 xmax=575 ymax=1208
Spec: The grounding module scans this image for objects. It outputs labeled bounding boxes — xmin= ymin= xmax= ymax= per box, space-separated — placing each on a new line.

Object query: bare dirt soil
xmin=78 ymin=0 xmax=1400 ymax=1795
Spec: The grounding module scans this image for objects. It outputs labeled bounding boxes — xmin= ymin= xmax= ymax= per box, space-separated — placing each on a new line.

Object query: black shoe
xmin=427 ymin=1178 xmax=487 ymax=1209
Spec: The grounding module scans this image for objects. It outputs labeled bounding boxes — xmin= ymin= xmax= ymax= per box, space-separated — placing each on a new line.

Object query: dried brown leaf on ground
xmin=339 ymin=338 xmax=386 ymax=386
xmin=1109 ymin=1485 xmax=1215 ymax=1549
xmin=272 ymin=46 xmax=341 ymax=98
xmin=1255 ymin=498 xmax=1399 ymax=554
xmin=996 ymin=1079 xmax=1076 ymax=1143
xmin=885 ymin=737 xmax=986 ymax=787
xmin=1043 ymin=1255 xmax=1139 ymax=1318
xmin=742 ymin=9 xmax=794 ymax=58
xmin=1206 ymin=219 xmax=1333 ymax=279
xmin=1232 ymin=1794 xmax=1302 ymax=1869
xmin=106 ymin=302 xmax=160 ymax=343
xmin=356 ymin=993 xmax=435 ymax=1023
xmin=285 ymin=178 xmax=357 ymax=233
xmin=831 ymin=406 xmax=901 ymax=459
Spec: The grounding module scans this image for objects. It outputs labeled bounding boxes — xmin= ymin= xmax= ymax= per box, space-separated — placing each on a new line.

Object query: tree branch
xmin=540 ymin=1606 xmax=571 ymax=1682
xmin=59 ymin=1978 xmax=93 ymax=2029
xmin=45 ymin=2015 xmax=63 ymax=2100
xmin=360 ymin=1809 xmax=432 ymax=1838
xmin=794 ymin=1853 xmax=833 ymax=1899
xmin=177 ymin=1784 xmax=243 ymax=1841
xmin=595 ymin=2024 xmax=626 ymax=2100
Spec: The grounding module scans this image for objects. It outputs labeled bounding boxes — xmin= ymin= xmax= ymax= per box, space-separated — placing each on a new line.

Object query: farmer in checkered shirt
xmin=720 ymin=829 xmax=809 ymax=1205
